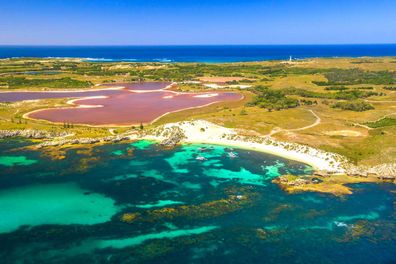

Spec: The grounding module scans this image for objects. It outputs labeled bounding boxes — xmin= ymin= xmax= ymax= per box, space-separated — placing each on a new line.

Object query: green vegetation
xmin=354 ymin=86 xmax=374 ymax=90
xmin=324 ymin=86 xmax=348 ymax=91
xmin=247 ymin=86 xmax=299 ymax=111
xmin=383 ymin=86 xmax=396 ymax=91
xmin=0 ymin=77 xmax=92 ymax=89
xmin=331 ymin=100 xmax=374 ymax=112
xmin=283 ymin=87 xmax=379 ymax=100
xmin=313 ymin=68 xmax=396 ymax=86
xmin=365 ymin=117 xmax=396 ymax=128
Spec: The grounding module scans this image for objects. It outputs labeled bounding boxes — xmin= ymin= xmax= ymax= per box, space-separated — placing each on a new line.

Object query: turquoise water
xmin=0 ymin=155 xmax=37 ymax=167
xmin=0 ymin=138 xmax=395 ymax=263
xmin=0 ymin=183 xmax=118 ymax=233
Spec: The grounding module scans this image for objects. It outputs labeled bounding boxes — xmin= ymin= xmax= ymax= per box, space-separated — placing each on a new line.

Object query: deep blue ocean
xmin=0 ymin=44 xmax=396 ymax=62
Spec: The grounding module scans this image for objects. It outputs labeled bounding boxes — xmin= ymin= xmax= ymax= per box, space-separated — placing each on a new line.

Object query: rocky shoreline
xmin=145 ymin=120 xmax=396 ymax=180
xmin=0 ymin=129 xmax=70 ymax=139
xmin=0 ymin=129 xmax=134 ymax=148
xmin=35 ymin=134 xmax=133 ymax=148
xmin=2 ymin=122 xmax=396 ymax=181
xmin=344 ymin=163 xmax=396 ymax=181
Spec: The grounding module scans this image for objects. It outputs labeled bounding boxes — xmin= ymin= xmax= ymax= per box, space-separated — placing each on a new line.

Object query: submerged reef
xmin=121 ymin=186 xmax=259 ymax=223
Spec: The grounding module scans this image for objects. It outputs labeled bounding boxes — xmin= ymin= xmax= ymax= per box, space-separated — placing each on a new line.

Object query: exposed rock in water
xmin=276 ymin=176 xmax=311 ymax=187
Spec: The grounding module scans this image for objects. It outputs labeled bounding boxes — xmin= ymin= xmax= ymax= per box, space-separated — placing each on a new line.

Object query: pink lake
xmin=0 ymin=82 xmax=243 ymax=126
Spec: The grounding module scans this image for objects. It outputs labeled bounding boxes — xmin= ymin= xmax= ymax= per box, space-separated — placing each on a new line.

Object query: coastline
xmin=142 ymin=120 xmax=347 ymax=172
xmin=3 ymin=118 xmax=395 ymax=196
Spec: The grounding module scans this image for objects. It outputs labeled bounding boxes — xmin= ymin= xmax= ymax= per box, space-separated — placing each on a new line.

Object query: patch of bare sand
xmin=324 ymin=130 xmax=363 ymax=137
xmin=198 ymin=77 xmax=246 ymax=83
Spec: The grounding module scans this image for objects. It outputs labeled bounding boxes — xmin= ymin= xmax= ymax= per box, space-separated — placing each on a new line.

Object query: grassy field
xmin=1 ymin=57 xmax=396 ymax=167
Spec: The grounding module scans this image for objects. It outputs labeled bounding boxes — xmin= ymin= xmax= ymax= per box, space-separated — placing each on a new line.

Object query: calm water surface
xmin=0 ymin=82 xmax=242 ymax=125
xmin=1 ymin=45 xmax=396 ymax=62
xmin=0 ymin=138 xmax=395 ymax=263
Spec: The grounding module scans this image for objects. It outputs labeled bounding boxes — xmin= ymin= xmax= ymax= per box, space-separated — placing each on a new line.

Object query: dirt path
xmin=353 ymin=112 xmax=396 ymax=130
xmin=109 ymin=128 xmax=116 ymax=135
xmin=365 ymin=99 xmax=396 ymax=103
xmin=268 ymin=110 xmax=321 ymax=136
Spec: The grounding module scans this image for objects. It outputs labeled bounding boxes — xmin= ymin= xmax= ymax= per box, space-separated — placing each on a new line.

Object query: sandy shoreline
xmin=142 ymin=120 xmax=347 ymax=173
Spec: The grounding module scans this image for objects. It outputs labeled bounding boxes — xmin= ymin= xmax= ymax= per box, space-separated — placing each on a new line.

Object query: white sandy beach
xmin=142 ymin=120 xmax=347 ymax=173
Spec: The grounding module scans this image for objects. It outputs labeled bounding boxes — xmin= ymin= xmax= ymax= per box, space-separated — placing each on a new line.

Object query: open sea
xmin=1 ymin=44 xmax=396 ymax=62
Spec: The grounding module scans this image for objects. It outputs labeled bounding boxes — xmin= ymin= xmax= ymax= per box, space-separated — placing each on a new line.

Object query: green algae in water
xmin=135 ymin=200 xmax=184 ymax=209
xmin=0 ymin=183 xmax=118 ymax=234
xmin=0 ymin=155 xmax=38 ymax=167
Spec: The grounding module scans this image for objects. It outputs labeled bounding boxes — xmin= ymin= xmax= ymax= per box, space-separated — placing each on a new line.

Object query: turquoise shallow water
xmin=0 ymin=183 xmax=118 ymax=233
xmin=0 ymin=138 xmax=395 ymax=263
xmin=0 ymin=155 xmax=37 ymax=167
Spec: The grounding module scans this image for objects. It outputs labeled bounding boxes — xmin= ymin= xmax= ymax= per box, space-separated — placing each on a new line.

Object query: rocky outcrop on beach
xmin=142 ymin=120 xmax=396 ymax=182
xmin=148 ymin=125 xmax=186 ymax=147
xmin=0 ymin=129 xmax=70 ymax=139
xmin=147 ymin=120 xmax=348 ymax=173
xmin=345 ymin=163 xmax=396 ymax=180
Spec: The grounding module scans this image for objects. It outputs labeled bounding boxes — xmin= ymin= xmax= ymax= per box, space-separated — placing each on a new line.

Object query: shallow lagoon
xmin=0 ymin=82 xmax=242 ymax=125
xmin=0 ymin=139 xmax=395 ymax=263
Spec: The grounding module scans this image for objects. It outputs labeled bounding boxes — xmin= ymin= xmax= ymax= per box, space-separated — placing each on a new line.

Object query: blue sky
xmin=0 ymin=0 xmax=395 ymax=45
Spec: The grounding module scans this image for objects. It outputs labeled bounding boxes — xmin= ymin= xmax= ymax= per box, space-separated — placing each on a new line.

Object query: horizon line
xmin=1 ymin=43 xmax=396 ymax=47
